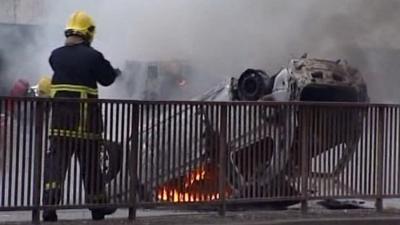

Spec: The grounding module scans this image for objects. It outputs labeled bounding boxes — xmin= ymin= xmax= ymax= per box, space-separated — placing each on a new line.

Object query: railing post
xmin=32 ymin=100 xmax=44 ymax=224
xmin=376 ymin=107 xmax=384 ymax=212
xmin=300 ymin=105 xmax=309 ymax=213
xmin=129 ymin=103 xmax=139 ymax=220
xmin=218 ymin=104 xmax=228 ymax=216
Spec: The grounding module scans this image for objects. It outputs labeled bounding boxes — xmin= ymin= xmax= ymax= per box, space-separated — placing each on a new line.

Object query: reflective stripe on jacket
xmin=50 ymin=84 xmax=102 ymax=139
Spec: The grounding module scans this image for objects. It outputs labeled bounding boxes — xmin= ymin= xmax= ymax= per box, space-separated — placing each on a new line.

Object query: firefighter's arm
xmin=92 ymin=52 xmax=118 ymax=86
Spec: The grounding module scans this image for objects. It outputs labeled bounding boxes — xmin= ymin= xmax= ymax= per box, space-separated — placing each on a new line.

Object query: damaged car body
xmin=109 ymin=56 xmax=369 ymax=206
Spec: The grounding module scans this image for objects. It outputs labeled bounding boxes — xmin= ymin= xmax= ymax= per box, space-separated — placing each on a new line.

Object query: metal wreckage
xmin=98 ymin=55 xmax=369 ymax=206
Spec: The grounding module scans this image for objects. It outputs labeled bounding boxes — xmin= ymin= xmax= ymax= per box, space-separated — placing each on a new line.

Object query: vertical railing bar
xmin=254 ymin=105 xmax=259 ymax=198
xmin=227 ymin=104 xmax=232 ymax=201
xmin=166 ymin=103 xmax=172 ymax=202
xmin=194 ymin=104 xmax=200 ymax=202
xmin=326 ymin=106 xmax=332 ymax=198
xmin=148 ymin=104 xmax=155 ymax=203
xmin=359 ymin=107 xmax=366 ymax=196
xmin=162 ymin=103 xmax=169 ymax=202
xmin=371 ymin=106 xmax=377 ymax=195
xmin=387 ymin=107 xmax=393 ymax=195
xmin=102 ymin=102 xmax=109 ymax=205
xmin=256 ymin=105 xmax=261 ymax=198
xmin=395 ymin=107 xmax=400 ymax=194
xmin=391 ymin=107 xmax=396 ymax=195
xmin=154 ymin=103 xmax=161 ymax=202
xmin=8 ymin=98 xmax=16 ymax=207
xmin=249 ymin=105 xmax=254 ymax=198
xmin=291 ymin=105 xmax=297 ymax=198
xmin=374 ymin=107 xmax=379 ymax=195
xmin=300 ymin=105 xmax=308 ymax=213
xmin=128 ymin=102 xmax=139 ymax=220
xmin=324 ymin=106 xmax=330 ymax=198
xmin=0 ymin=99 xmax=7 ymax=207
xmin=176 ymin=103 xmax=182 ymax=203
xmin=245 ymin=104 xmax=251 ymax=199
xmin=310 ymin=106 xmax=315 ymax=199
xmin=218 ymin=104 xmax=227 ymax=216
xmin=326 ymin=105 xmax=331 ymax=197
xmin=349 ymin=108 xmax=355 ymax=197
xmin=183 ymin=104 xmax=190 ymax=202
xmin=160 ymin=103 xmax=167 ymax=202
xmin=72 ymin=116 xmax=78 ymax=206
xmin=156 ymin=103 xmax=165 ymax=201
xmin=123 ymin=103 xmax=131 ymax=204
xmin=27 ymin=100 xmax=35 ymax=206
xmin=32 ymin=99 xmax=44 ymax=224
xmin=21 ymin=98 xmax=28 ymax=206
xmin=331 ymin=105 xmax=338 ymax=198
xmin=108 ymin=102 xmax=116 ymax=206
xmin=368 ymin=107 xmax=373 ymax=195
xmin=352 ymin=107 xmax=358 ymax=196
xmin=120 ymin=102 xmax=126 ymax=204
xmin=339 ymin=106 xmax=346 ymax=197
xmin=271 ymin=105 xmax=277 ymax=199
xmin=353 ymin=107 xmax=358 ymax=196
xmin=118 ymin=102 xmax=124 ymax=204
xmin=171 ymin=103 xmax=177 ymax=202
xmin=143 ymin=103 xmax=149 ymax=202
xmin=363 ymin=106 xmax=370 ymax=195
xmin=376 ymin=106 xmax=384 ymax=211
xmin=236 ymin=104 xmax=243 ymax=199
xmin=309 ymin=106 xmax=314 ymax=199
xmin=384 ymin=107 xmax=389 ymax=195
xmin=329 ymin=105 xmax=335 ymax=197
xmin=318 ymin=106 xmax=324 ymax=198
xmin=266 ymin=105 xmax=273 ymax=198
xmin=115 ymin=102 xmax=122 ymax=204
xmin=343 ymin=106 xmax=349 ymax=196
xmin=137 ymin=103 xmax=143 ymax=203
xmin=182 ymin=104 xmax=188 ymax=203
xmin=337 ymin=106 xmax=344 ymax=197
xmin=14 ymin=99 xmax=22 ymax=206
xmin=64 ymin=101 xmax=72 ymax=206
xmin=365 ymin=106 xmax=371 ymax=195
xmin=381 ymin=107 xmax=387 ymax=196
xmin=43 ymin=100 xmax=51 ymax=205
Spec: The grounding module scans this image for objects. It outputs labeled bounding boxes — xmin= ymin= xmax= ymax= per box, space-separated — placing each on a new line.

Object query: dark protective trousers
xmin=43 ymin=136 xmax=107 ymax=206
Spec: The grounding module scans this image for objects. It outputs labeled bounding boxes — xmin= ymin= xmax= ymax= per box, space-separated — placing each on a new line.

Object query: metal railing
xmin=0 ymin=97 xmax=399 ymax=222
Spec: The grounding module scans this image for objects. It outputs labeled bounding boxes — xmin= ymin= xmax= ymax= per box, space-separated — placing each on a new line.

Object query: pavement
xmin=2 ymin=200 xmax=400 ymax=225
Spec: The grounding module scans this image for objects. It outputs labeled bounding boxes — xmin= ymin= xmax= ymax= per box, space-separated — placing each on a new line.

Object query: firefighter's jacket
xmin=49 ymin=43 xmax=118 ymax=139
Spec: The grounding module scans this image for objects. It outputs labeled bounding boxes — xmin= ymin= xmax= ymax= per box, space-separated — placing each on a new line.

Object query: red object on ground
xmin=10 ymin=79 xmax=30 ymax=97
xmin=6 ymin=79 xmax=30 ymax=113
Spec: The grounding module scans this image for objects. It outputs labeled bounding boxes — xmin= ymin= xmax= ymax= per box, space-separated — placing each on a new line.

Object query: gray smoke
xmin=1 ymin=0 xmax=400 ymax=102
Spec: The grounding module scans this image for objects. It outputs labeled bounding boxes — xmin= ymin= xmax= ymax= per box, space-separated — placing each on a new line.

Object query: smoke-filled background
xmin=0 ymin=0 xmax=399 ymax=102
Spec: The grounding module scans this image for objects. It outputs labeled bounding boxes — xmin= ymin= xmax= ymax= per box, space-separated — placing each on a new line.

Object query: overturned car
xmin=109 ymin=56 xmax=369 ymax=205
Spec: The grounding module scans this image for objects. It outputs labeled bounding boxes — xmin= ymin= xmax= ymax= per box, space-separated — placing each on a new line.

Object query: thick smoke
xmin=2 ymin=0 xmax=400 ymax=102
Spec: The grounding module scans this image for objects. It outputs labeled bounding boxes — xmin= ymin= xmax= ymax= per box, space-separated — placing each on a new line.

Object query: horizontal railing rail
xmin=0 ymin=97 xmax=398 ymax=223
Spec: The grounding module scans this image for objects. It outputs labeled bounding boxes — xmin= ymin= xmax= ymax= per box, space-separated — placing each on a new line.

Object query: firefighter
xmin=32 ymin=76 xmax=52 ymax=97
xmin=42 ymin=11 xmax=120 ymax=221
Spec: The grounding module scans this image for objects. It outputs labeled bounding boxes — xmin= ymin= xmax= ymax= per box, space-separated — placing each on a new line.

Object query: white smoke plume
xmin=1 ymin=0 xmax=400 ymax=102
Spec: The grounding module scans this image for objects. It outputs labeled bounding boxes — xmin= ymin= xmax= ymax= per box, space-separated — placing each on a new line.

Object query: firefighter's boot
xmin=42 ymin=188 xmax=61 ymax=222
xmin=43 ymin=210 xmax=58 ymax=222
xmin=91 ymin=207 xmax=117 ymax=220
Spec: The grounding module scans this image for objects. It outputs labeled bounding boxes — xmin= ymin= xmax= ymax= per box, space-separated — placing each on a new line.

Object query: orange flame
xmin=156 ymin=164 xmax=230 ymax=202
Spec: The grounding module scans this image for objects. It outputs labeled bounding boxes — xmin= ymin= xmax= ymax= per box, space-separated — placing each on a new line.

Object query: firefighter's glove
xmin=114 ymin=68 xmax=122 ymax=77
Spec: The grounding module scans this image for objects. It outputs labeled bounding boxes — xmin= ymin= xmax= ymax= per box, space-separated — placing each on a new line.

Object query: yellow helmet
xmin=38 ymin=76 xmax=51 ymax=97
xmin=65 ymin=11 xmax=96 ymax=42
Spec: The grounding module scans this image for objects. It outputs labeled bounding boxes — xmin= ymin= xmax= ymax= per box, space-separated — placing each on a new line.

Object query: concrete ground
xmin=2 ymin=200 xmax=400 ymax=225
xmin=2 ymin=209 xmax=400 ymax=225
